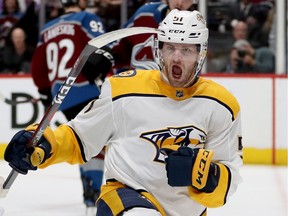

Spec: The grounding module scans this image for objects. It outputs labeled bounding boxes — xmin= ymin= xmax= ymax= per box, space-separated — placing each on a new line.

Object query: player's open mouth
xmin=172 ymin=65 xmax=182 ymax=79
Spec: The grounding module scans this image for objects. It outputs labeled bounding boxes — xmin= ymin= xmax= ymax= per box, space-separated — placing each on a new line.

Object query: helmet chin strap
xmin=183 ymin=65 xmax=198 ymax=87
xmin=183 ymin=73 xmax=197 ymax=87
xmin=160 ymin=67 xmax=170 ymax=85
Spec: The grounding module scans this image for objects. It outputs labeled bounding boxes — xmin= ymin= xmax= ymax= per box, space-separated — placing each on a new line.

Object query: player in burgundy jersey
xmin=30 ymin=0 xmax=114 ymax=212
xmin=111 ymin=0 xmax=198 ymax=73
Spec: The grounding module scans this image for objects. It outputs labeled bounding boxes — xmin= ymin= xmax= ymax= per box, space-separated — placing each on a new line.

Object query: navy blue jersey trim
xmin=223 ymin=164 xmax=232 ymax=205
xmin=200 ymin=208 xmax=207 ymax=216
xmin=112 ymin=94 xmax=235 ymax=121
xmin=69 ymin=126 xmax=87 ymax=162
xmin=112 ymin=93 xmax=166 ymax=101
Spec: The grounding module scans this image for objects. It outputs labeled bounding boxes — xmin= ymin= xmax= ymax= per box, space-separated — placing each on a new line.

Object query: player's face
xmin=168 ymin=0 xmax=194 ymax=11
xmin=161 ymin=42 xmax=198 ymax=88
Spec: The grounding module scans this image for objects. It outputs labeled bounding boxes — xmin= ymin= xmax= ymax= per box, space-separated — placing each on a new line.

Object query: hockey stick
xmin=0 ymin=27 xmax=158 ymax=198
xmin=0 ymin=91 xmax=40 ymax=105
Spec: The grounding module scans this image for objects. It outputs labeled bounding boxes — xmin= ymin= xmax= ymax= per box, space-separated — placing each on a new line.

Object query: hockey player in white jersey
xmin=4 ymin=9 xmax=243 ymax=216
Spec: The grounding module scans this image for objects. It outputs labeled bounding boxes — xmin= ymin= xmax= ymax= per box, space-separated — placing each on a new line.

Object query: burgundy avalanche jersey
xmin=112 ymin=2 xmax=168 ymax=72
xmin=31 ymin=11 xmax=105 ymax=110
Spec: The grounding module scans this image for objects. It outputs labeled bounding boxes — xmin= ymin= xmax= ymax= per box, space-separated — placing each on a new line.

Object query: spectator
xmin=230 ymin=0 xmax=254 ymax=22
xmin=246 ymin=0 xmax=275 ymax=48
xmin=0 ymin=27 xmax=34 ymax=74
xmin=230 ymin=0 xmax=275 ymax=49
xmin=227 ymin=39 xmax=275 ymax=73
xmin=45 ymin=0 xmax=64 ymax=22
xmin=232 ymin=20 xmax=248 ymax=41
xmin=94 ymin=0 xmax=147 ymax=32
xmin=15 ymin=0 xmax=40 ymax=48
xmin=78 ymin=0 xmax=88 ymax=10
xmin=0 ymin=0 xmax=24 ymax=47
xmin=213 ymin=20 xmax=248 ymax=73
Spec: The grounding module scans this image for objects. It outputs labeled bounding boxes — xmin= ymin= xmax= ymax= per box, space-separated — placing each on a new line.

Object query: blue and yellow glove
xmin=4 ymin=124 xmax=54 ymax=175
xmin=160 ymin=146 xmax=220 ymax=193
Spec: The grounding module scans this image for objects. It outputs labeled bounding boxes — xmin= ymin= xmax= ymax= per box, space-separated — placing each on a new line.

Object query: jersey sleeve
xmin=188 ymin=104 xmax=243 ymax=207
xmin=67 ymin=80 xmax=116 ymax=160
xmin=30 ymin=38 xmax=50 ymax=91
xmin=39 ymin=125 xmax=86 ymax=168
xmin=40 ymin=80 xmax=115 ymax=166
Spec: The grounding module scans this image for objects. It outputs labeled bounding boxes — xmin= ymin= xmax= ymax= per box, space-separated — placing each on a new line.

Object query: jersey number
xmin=46 ymin=39 xmax=74 ymax=81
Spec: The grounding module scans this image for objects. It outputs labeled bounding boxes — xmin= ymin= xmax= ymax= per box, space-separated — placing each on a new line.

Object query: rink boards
xmin=0 ymin=74 xmax=287 ymax=165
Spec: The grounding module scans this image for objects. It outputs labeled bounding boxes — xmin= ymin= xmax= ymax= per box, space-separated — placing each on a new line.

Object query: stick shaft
xmin=2 ymin=44 xmax=96 ymax=190
xmin=0 ymin=27 xmax=158 ymax=196
xmin=2 ymin=170 xmax=18 ymax=190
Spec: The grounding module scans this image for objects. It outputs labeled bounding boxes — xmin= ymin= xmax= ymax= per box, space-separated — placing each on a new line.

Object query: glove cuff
xmin=25 ymin=124 xmax=56 ymax=163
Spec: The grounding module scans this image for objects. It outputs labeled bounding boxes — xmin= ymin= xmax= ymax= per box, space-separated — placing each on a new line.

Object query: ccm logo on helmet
xmin=169 ymin=29 xmax=185 ymax=34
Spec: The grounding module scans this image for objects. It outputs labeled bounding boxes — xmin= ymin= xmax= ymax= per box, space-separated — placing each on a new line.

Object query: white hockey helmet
xmin=157 ymin=9 xmax=208 ymax=81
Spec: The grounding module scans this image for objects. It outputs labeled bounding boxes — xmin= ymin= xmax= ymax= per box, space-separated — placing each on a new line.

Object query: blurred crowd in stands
xmin=0 ymin=0 xmax=278 ymax=74
xmin=207 ymin=0 xmax=276 ymax=73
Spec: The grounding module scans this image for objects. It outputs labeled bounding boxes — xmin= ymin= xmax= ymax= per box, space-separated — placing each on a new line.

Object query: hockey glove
xmin=4 ymin=124 xmax=53 ymax=175
xmin=82 ymin=46 xmax=114 ymax=84
xmin=161 ymin=146 xmax=220 ymax=193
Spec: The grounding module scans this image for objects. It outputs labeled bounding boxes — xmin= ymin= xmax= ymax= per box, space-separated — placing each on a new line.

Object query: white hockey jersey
xmin=43 ymin=69 xmax=243 ymax=216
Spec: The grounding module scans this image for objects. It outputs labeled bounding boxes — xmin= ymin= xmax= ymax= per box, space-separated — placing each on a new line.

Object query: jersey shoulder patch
xmin=109 ymin=70 xmax=160 ymax=99
xmin=113 ymin=70 xmax=137 ymax=77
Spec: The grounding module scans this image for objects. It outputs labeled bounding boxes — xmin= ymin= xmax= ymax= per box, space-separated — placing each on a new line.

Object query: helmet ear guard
xmin=195 ymin=41 xmax=208 ymax=76
xmin=154 ymin=38 xmax=163 ymax=70
xmin=156 ymin=9 xmax=208 ymax=81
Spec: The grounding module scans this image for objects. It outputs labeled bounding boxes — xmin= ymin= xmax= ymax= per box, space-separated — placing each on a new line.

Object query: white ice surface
xmin=0 ymin=160 xmax=287 ymax=216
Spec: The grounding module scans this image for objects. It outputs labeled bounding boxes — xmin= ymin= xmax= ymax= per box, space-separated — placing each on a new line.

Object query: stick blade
xmin=0 ymin=177 xmax=8 ymax=198
xmin=88 ymin=27 xmax=158 ymax=48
